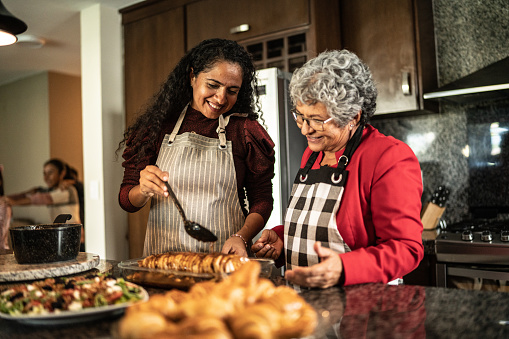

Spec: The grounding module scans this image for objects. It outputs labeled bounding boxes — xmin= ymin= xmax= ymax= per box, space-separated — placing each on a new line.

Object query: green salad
xmin=0 ymin=274 xmax=145 ymax=316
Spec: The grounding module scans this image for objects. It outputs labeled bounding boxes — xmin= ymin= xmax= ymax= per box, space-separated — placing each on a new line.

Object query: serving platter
xmin=0 ymin=283 xmax=149 ymax=325
xmin=119 ymin=257 xmax=274 ymax=290
xmin=0 ymin=252 xmax=100 ymax=282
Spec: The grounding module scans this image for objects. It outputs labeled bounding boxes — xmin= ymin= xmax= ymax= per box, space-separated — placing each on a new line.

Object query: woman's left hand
xmin=285 ymin=241 xmax=343 ymax=289
xmin=221 ymin=236 xmax=248 ymax=257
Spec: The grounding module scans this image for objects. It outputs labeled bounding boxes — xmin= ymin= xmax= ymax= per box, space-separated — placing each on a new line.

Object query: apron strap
xmin=299 ymin=123 xmax=365 ymax=183
xmin=336 ymin=123 xmax=365 ymax=172
xmin=299 ymin=151 xmax=319 ymax=182
xmin=168 ymin=104 xmax=189 ymax=144
xmin=216 ymin=113 xmax=249 ymax=149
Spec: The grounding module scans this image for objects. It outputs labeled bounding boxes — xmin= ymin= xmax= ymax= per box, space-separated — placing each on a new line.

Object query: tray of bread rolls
xmin=118 ymin=252 xmax=274 ymax=290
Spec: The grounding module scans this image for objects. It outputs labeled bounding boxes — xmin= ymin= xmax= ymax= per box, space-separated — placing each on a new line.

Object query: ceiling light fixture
xmin=0 ymin=0 xmax=27 ymax=46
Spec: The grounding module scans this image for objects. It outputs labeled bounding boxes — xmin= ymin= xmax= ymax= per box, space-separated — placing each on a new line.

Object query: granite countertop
xmin=1 ymin=259 xmax=509 ymax=339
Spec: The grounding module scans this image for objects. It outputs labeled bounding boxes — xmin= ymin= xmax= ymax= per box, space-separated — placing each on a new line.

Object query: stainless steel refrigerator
xmin=256 ymin=68 xmax=308 ymax=232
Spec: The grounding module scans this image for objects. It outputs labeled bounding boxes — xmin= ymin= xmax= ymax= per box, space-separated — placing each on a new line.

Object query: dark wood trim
xmin=120 ymin=0 xmax=200 ymax=24
xmin=413 ymin=0 xmax=439 ymax=113
xmin=308 ymin=0 xmax=341 ymax=56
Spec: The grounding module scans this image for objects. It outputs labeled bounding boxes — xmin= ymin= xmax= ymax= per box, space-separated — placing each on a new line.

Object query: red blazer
xmin=274 ymin=125 xmax=424 ymax=285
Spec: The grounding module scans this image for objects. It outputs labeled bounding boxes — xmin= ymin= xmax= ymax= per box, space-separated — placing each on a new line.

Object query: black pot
xmin=9 ymin=214 xmax=81 ymax=264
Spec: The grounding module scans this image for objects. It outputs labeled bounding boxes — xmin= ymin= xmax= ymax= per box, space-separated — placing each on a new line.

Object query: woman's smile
xmin=306 ymin=135 xmax=324 ymax=144
xmin=296 ymin=102 xmax=352 ymax=155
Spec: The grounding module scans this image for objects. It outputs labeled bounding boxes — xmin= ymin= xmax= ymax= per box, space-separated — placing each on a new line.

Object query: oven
xmin=435 ymin=220 xmax=509 ymax=291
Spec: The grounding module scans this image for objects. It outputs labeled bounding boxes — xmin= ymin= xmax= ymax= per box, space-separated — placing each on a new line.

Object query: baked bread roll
xmin=139 ymin=252 xmax=246 ymax=274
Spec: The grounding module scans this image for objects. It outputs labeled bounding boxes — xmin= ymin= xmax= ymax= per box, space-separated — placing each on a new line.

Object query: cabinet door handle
xmin=402 ymin=71 xmax=411 ymax=96
xmin=230 ymin=24 xmax=250 ymax=34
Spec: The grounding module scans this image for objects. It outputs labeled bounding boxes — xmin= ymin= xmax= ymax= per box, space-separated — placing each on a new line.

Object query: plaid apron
xmin=143 ymin=106 xmax=247 ymax=255
xmin=284 ymin=125 xmax=364 ymax=272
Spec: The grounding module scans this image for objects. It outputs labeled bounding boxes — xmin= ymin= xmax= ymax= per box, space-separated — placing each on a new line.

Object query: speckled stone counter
xmin=1 ymin=260 xmax=509 ymax=339
xmin=0 ymin=252 xmax=100 ymax=282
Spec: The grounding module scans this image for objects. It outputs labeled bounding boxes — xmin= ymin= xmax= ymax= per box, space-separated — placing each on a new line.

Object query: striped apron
xmin=143 ymin=106 xmax=246 ymax=256
xmin=284 ymin=125 xmax=364 ymax=287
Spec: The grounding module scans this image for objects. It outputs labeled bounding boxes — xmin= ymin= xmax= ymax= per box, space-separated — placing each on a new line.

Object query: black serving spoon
xmin=163 ymin=181 xmax=218 ymax=242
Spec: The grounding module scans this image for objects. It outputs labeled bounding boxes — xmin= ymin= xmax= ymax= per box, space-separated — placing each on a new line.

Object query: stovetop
xmin=443 ymin=219 xmax=509 ymax=234
xmin=435 ymin=219 xmax=509 ymax=265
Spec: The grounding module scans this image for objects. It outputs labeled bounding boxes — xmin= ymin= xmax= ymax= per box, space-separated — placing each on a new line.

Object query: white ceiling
xmin=0 ymin=0 xmax=144 ymax=86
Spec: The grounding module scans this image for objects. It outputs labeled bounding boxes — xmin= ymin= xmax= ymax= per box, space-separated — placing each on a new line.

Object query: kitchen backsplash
xmin=370 ymin=0 xmax=509 ymax=225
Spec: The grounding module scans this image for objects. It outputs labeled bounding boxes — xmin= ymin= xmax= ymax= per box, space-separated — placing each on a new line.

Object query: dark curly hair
xmin=118 ymin=38 xmax=260 ymax=162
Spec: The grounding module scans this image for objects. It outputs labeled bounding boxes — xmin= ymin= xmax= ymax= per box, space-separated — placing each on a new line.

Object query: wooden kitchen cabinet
xmin=121 ymin=1 xmax=186 ymax=258
xmin=186 ymin=0 xmax=310 ymax=48
xmin=187 ymin=0 xmax=341 ymax=73
xmin=339 ymin=0 xmax=438 ymax=115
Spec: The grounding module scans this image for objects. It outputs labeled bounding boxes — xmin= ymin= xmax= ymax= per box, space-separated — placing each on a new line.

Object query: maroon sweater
xmin=119 ymin=107 xmax=275 ymax=223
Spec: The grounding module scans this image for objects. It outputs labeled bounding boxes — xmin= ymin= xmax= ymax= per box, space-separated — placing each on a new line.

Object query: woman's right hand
xmin=129 ymin=165 xmax=169 ymax=207
xmin=139 ymin=165 xmax=169 ymax=198
xmin=251 ymin=229 xmax=283 ymax=260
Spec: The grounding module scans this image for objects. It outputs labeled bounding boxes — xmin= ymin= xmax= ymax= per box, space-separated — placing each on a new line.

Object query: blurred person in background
xmin=5 ymin=159 xmax=84 ymax=249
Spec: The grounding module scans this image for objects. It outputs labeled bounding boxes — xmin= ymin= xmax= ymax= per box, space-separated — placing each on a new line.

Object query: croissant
xmin=117 ymin=309 xmax=174 ymax=339
xmin=228 ymin=302 xmax=282 ymax=339
xmin=269 ymin=287 xmax=318 ymax=338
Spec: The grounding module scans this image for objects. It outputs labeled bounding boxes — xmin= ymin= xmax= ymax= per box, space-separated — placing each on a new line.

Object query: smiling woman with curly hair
xmin=118 ymin=39 xmax=275 ymax=257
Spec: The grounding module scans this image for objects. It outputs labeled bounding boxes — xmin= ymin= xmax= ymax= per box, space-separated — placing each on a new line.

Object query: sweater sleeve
xmin=339 ymin=141 xmax=424 ymax=285
xmin=118 ymin=129 xmax=160 ymax=213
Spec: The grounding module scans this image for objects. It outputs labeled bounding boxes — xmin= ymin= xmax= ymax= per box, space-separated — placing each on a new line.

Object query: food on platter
xmin=117 ymin=260 xmax=317 ymax=339
xmin=139 ymin=252 xmax=247 ymax=274
xmin=127 ymin=270 xmax=214 ymax=290
xmin=0 ymin=274 xmax=146 ymax=316
xmin=119 ymin=253 xmax=274 ymax=290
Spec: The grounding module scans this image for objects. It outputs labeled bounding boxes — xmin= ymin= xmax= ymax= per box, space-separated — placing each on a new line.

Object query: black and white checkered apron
xmin=143 ymin=106 xmax=247 ymax=256
xmin=284 ymin=125 xmax=364 ymax=272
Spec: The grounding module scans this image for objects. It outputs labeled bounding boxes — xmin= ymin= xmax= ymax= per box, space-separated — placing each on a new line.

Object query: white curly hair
xmin=289 ymin=49 xmax=377 ymax=127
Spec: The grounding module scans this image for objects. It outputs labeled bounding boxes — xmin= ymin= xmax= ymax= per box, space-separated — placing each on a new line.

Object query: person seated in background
xmin=252 ymin=49 xmax=424 ymax=288
xmin=5 ymin=158 xmax=84 ymax=249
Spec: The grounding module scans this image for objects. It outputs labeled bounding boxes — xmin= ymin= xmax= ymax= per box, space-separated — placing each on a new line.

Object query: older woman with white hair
xmin=252 ymin=49 xmax=424 ymax=288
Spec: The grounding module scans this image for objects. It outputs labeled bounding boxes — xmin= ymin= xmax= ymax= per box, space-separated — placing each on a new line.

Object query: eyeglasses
xmin=291 ymin=109 xmax=334 ymax=131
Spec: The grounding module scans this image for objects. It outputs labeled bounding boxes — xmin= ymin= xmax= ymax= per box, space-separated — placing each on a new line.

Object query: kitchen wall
xmin=0 ymin=73 xmax=50 ymax=223
xmin=371 ymin=0 xmax=509 ymax=224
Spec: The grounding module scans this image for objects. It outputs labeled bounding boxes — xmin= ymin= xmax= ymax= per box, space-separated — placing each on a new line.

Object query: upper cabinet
xmin=187 ymin=0 xmax=341 ymax=73
xmin=121 ymin=2 xmax=186 ymax=126
xmin=186 ymin=0 xmax=310 ymax=48
xmin=339 ymin=0 xmax=438 ymax=115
